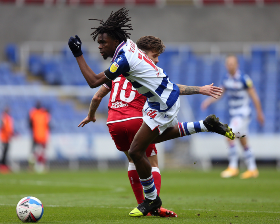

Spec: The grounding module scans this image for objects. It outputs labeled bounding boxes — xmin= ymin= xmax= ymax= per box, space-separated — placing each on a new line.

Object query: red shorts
xmin=107 ymin=118 xmax=157 ymax=157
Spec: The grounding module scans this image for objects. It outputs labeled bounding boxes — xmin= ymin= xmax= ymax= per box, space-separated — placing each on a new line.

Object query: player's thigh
xmin=122 ymin=118 xmax=159 ymax=159
xmin=129 ymin=121 xmax=159 ymax=156
xmin=148 ymin=155 xmax=158 ymax=167
xmin=108 ymin=119 xmax=157 ymax=156
xmin=107 ymin=122 xmax=131 ymax=151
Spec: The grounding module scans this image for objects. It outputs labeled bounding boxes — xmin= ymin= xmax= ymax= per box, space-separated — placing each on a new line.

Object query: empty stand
xmin=0 ymin=62 xmax=108 ymax=135
xmin=1 ymin=44 xmax=279 ymax=135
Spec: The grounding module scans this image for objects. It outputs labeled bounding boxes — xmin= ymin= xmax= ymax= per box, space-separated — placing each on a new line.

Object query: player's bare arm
xmin=76 ymin=55 xmax=109 ymax=88
xmin=88 ymin=85 xmax=111 ymax=117
xmin=68 ymin=35 xmax=110 ymax=88
xmin=177 ymin=83 xmax=223 ymax=98
xmin=177 ymin=84 xmax=199 ymax=95
xmin=201 ymin=86 xmax=225 ymax=110
xmin=247 ymin=87 xmax=265 ymax=125
xmin=78 ymin=85 xmax=111 ymax=127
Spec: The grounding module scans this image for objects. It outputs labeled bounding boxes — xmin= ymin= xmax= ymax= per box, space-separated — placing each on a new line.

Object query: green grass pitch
xmin=0 ymin=168 xmax=279 ymax=223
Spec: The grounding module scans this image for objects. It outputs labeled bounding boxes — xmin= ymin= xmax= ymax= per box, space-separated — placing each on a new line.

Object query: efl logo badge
xmin=110 ymin=62 xmax=119 ymax=73
xmin=246 ymin=79 xmax=253 ymax=88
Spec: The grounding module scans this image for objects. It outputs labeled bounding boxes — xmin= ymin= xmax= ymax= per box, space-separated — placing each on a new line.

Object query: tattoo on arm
xmin=96 ymin=87 xmax=110 ymax=98
xmin=178 ymin=85 xmax=200 ymax=95
xmin=88 ymin=100 xmax=99 ymax=117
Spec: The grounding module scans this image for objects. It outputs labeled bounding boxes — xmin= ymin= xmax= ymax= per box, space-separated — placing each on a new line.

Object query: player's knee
xmin=128 ymin=148 xmax=142 ymax=162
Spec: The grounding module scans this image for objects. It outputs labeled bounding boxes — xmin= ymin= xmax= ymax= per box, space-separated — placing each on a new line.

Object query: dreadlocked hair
xmin=89 ymin=7 xmax=133 ymax=43
xmin=136 ymin=36 xmax=165 ymax=55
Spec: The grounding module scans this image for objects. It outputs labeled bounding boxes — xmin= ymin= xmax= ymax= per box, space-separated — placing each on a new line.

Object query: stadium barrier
xmin=191 ymin=134 xmax=280 ymax=170
xmin=7 ymin=134 xmax=166 ymax=171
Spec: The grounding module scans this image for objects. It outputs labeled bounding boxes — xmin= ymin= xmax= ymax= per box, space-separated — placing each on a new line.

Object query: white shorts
xmin=142 ymin=99 xmax=180 ymax=135
xmin=229 ymin=116 xmax=250 ymax=135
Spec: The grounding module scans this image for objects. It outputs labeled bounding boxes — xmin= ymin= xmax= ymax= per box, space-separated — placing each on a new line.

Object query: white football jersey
xmin=104 ymin=39 xmax=179 ymax=112
xmin=221 ymin=71 xmax=253 ymax=118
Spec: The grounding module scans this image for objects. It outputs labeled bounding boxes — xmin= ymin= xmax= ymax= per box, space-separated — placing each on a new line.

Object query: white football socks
xmin=243 ymin=148 xmax=257 ymax=170
xmin=228 ymin=145 xmax=238 ymax=169
xmin=178 ymin=120 xmax=208 ymax=137
xmin=140 ymin=174 xmax=157 ymax=200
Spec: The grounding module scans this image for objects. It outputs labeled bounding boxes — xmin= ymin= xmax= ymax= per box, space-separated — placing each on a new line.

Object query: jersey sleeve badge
xmin=244 ymin=75 xmax=253 ymax=88
xmin=110 ymin=62 xmax=119 ymax=73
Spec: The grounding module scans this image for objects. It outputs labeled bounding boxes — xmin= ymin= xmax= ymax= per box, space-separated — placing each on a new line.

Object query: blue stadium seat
xmin=5 ymin=44 xmax=19 ymax=64
xmin=28 ymin=54 xmax=43 ymax=76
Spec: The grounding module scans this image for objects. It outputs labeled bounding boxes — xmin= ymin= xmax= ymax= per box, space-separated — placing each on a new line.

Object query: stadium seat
xmin=5 ymin=44 xmax=19 ymax=64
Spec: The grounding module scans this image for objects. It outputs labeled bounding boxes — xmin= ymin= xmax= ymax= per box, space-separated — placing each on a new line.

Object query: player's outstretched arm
xmin=68 ymin=35 xmax=109 ymax=88
xmin=247 ymin=87 xmax=265 ymax=125
xmin=201 ymin=86 xmax=225 ymax=111
xmin=177 ymin=83 xmax=223 ymax=98
xmin=76 ymin=56 xmax=109 ymax=88
xmin=78 ymin=85 xmax=111 ymax=127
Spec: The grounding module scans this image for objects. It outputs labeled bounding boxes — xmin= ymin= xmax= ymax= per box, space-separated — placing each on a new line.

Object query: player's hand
xmin=199 ymin=83 xmax=223 ymax=99
xmin=78 ymin=115 xmax=96 ymax=127
xmin=201 ymin=100 xmax=210 ymax=111
xmin=68 ymin=35 xmax=83 ymax=57
xmin=257 ymin=112 xmax=265 ymax=126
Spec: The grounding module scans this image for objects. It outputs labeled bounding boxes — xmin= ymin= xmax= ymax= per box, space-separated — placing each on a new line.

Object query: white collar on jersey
xmin=228 ymin=70 xmax=241 ymax=79
xmin=110 ymin=40 xmax=127 ymax=62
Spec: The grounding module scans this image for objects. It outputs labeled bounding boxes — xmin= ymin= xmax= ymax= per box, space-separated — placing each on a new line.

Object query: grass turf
xmin=0 ymin=168 xmax=279 ymax=223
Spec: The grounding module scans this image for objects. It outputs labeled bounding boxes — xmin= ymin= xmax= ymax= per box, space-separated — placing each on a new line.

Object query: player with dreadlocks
xmin=68 ymin=7 xmax=235 ymax=217
xmin=78 ymin=35 xmax=178 ymax=218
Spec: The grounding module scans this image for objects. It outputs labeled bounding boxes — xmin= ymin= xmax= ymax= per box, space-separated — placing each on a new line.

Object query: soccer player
xmin=68 ymin=7 xmax=235 ymax=217
xmin=28 ymin=101 xmax=51 ymax=173
xmin=78 ymin=35 xmax=223 ymax=217
xmin=79 ymin=36 xmax=176 ymax=217
xmin=0 ymin=107 xmax=13 ymax=173
xmin=201 ymin=55 xmax=264 ymax=179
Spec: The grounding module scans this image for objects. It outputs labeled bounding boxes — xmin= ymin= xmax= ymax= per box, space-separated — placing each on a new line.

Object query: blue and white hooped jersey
xmin=104 ymin=39 xmax=180 ymax=112
xmin=221 ymin=71 xmax=253 ymax=117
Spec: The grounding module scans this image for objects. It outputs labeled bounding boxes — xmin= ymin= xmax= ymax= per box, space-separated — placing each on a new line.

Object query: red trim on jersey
xmin=103 ymin=83 xmax=111 ymax=90
xmin=112 ymin=41 xmax=125 ymax=62
xmin=143 ymin=56 xmax=158 ymax=71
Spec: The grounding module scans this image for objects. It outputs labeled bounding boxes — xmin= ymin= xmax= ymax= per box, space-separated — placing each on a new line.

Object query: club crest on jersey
xmin=110 ymin=62 xmax=119 ymax=73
